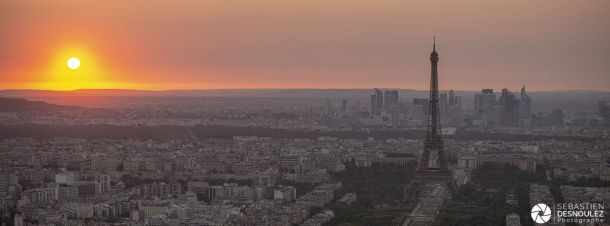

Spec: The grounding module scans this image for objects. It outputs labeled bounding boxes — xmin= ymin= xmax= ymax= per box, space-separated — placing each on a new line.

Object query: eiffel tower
xmin=404 ymin=38 xmax=460 ymax=201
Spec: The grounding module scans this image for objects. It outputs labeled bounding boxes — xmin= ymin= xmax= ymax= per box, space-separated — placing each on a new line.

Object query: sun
xmin=67 ymin=57 xmax=80 ymax=70
xmin=37 ymin=47 xmax=132 ymax=90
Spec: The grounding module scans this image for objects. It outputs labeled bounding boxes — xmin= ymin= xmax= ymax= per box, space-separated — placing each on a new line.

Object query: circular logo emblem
xmin=531 ymin=203 xmax=552 ymax=224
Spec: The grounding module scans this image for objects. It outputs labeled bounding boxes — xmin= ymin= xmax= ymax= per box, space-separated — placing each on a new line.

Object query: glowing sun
xmin=67 ymin=57 xmax=80 ymax=70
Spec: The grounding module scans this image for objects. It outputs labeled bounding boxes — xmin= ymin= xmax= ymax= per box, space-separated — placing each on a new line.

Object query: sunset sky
xmin=1 ymin=0 xmax=609 ymax=91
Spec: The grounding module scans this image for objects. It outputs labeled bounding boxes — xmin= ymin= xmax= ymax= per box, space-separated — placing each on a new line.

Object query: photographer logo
xmin=531 ymin=203 xmax=552 ymax=224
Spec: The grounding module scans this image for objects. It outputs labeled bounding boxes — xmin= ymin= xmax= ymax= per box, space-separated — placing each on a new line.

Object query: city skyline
xmin=2 ymin=0 xmax=610 ymax=91
xmin=1 ymin=1 xmax=609 ymax=226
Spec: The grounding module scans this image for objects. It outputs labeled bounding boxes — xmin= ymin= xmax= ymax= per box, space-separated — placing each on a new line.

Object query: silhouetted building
xmin=384 ymin=90 xmax=399 ymax=109
xmin=451 ymin=95 xmax=463 ymax=116
xmin=370 ymin=95 xmax=377 ymax=118
xmin=375 ymin=88 xmax=383 ymax=111
xmin=475 ymin=88 xmax=497 ymax=114
xmin=474 ymin=88 xmax=497 ymax=126
xmin=499 ymin=88 xmax=519 ymax=126
xmin=399 ymin=102 xmax=409 ymax=116
xmin=448 ymin=90 xmax=455 ymax=107
xmin=519 ymin=85 xmax=532 ymax=119
xmin=412 ymin=98 xmax=429 ymax=114
xmin=442 ymin=89 xmax=462 ymax=116
xmin=440 ymin=93 xmax=448 ymax=117
xmin=370 ymin=88 xmax=384 ymax=117
xmin=341 ymin=99 xmax=347 ymax=114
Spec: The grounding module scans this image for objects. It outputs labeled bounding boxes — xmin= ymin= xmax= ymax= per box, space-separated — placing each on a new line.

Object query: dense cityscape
xmin=0 ymin=82 xmax=609 ymax=226
xmin=1 ymin=1 xmax=609 ymax=225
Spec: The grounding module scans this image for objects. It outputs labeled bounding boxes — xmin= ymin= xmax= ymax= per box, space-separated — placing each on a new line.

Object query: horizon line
xmin=1 ymin=88 xmax=610 ymax=93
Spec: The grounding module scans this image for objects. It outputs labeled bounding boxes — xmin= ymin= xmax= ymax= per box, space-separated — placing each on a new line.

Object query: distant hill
xmin=0 ymin=97 xmax=79 ymax=112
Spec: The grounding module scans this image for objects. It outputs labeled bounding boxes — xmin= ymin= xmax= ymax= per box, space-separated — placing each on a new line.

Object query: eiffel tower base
xmin=403 ymin=169 xmax=461 ymax=202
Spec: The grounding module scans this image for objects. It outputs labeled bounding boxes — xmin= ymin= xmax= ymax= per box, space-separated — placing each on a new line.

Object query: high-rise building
xmin=370 ymin=88 xmax=384 ymax=117
xmin=384 ymin=90 xmax=399 ymax=109
xmin=512 ymin=98 xmax=520 ymax=124
xmin=519 ymin=85 xmax=532 ymax=119
xmin=474 ymin=93 xmax=483 ymax=111
xmin=452 ymin=95 xmax=463 ymax=115
xmin=499 ymin=88 xmax=519 ymax=126
xmin=439 ymin=93 xmax=448 ymax=117
xmin=411 ymin=104 xmax=425 ymax=121
xmin=448 ymin=90 xmax=455 ymax=107
xmin=445 ymin=89 xmax=462 ymax=116
xmin=399 ymin=102 xmax=409 ymax=116
xmin=375 ymin=88 xmax=383 ymax=111
xmin=412 ymin=98 xmax=429 ymax=115
xmin=370 ymin=94 xmax=377 ymax=118
xmin=448 ymin=90 xmax=455 ymax=116
xmin=477 ymin=89 xmax=497 ymax=115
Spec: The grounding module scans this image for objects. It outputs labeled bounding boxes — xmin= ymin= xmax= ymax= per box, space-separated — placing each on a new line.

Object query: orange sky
xmin=1 ymin=0 xmax=609 ymax=91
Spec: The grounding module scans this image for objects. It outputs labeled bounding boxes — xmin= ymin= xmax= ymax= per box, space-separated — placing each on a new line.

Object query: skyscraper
xmin=384 ymin=90 xmax=399 ymax=109
xmin=448 ymin=90 xmax=455 ymax=107
xmin=446 ymin=89 xmax=462 ymax=116
xmin=370 ymin=94 xmax=378 ymax=118
xmin=452 ymin=95 xmax=463 ymax=116
xmin=475 ymin=88 xmax=498 ymax=125
xmin=519 ymin=85 xmax=532 ymax=120
xmin=370 ymin=88 xmax=384 ymax=118
xmin=448 ymin=90 xmax=455 ymax=116
xmin=375 ymin=88 xmax=384 ymax=112
xmin=439 ymin=93 xmax=448 ymax=117
xmin=412 ymin=98 xmax=429 ymax=120
xmin=499 ymin=88 xmax=518 ymax=126
xmin=475 ymin=93 xmax=483 ymax=113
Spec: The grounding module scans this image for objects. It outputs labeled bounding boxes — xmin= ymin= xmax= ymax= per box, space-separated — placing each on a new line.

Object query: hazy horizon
xmin=2 ymin=87 xmax=610 ymax=93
